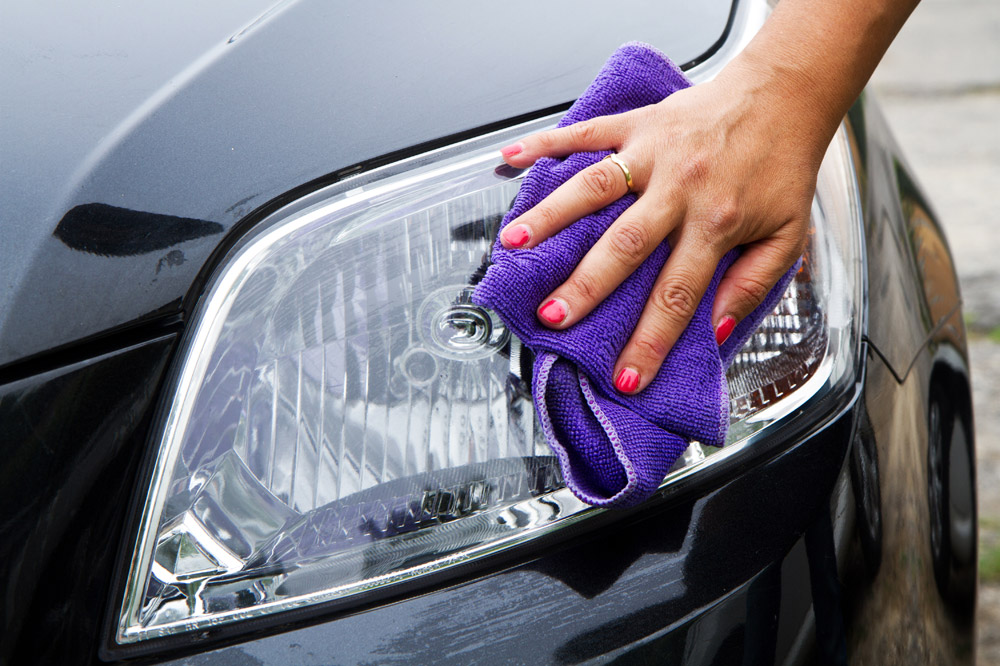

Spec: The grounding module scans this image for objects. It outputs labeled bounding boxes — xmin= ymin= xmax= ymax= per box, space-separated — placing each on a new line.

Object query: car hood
xmin=0 ymin=0 xmax=733 ymax=368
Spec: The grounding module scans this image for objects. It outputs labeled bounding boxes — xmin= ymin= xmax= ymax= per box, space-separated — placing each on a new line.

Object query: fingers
xmin=499 ymin=116 xmax=626 ymax=169
xmin=613 ymin=240 xmax=721 ymax=394
xmin=534 ymin=196 xmax=680 ymax=325
xmin=710 ymin=234 xmax=805 ymax=345
xmin=499 ymin=153 xmax=638 ymax=249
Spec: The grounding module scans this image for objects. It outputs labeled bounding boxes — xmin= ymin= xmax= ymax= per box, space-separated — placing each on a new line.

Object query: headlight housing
xmin=114 ymin=116 xmax=863 ymax=646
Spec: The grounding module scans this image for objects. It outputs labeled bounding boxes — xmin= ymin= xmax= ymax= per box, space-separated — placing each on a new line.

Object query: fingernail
xmin=615 ymin=367 xmax=640 ymax=394
xmin=715 ymin=315 xmax=736 ymax=346
xmin=538 ymin=298 xmax=567 ymax=325
xmin=501 ymin=224 xmax=531 ymax=248
xmin=500 ymin=143 xmax=523 ymax=158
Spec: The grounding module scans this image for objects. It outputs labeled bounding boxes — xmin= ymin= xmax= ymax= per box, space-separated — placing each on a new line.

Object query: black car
xmin=0 ymin=0 xmax=977 ymax=664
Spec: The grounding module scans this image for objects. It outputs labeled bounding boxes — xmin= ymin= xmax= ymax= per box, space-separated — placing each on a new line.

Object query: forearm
xmin=720 ymin=0 xmax=920 ymax=161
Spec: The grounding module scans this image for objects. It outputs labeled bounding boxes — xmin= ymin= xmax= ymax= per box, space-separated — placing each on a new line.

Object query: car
xmin=0 ymin=0 xmax=977 ymax=663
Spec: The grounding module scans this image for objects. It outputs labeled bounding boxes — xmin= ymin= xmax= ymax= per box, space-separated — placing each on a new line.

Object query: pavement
xmin=869 ymin=0 xmax=1000 ymax=662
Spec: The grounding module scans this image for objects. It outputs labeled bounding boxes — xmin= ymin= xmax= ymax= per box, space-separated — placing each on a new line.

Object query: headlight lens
xmin=116 ymin=119 xmax=863 ymax=644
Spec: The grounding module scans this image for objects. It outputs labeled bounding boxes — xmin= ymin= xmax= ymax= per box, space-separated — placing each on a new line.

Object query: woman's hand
xmin=497 ymin=0 xmax=921 ymax=395
xmin=497 ymin=64 xmax=822 ymax=394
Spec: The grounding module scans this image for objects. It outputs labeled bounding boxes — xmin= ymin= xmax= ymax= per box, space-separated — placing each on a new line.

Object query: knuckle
xmin=569 ymin=121 xmax=598 ymax=144
xmin=581 ymin=166 xmax=616 ymax=201
xmin=677 ymin=153 xmax=709 ymax=187
xmin=728 ymin=275 xmax=770 ymax=308
xmin=768 ymin=231 xmax=807 ymax=266
xmin=566 ymin=271 xmax=602 ymax=304
xmin=607 ymin=220 xmax=652 ymax=265
xmin=704 ymin=201 xmax=740 ymax=236
xmin=652 ymin=275 xmax=700 ymax=321
xmin=696 ymin=202 xmax=741 ymax=250
xmin=630 ymin=334 xmax=669 ymax=363
xmin=530 ymin=204 xmax=561 ymax=231
xmin=534 ymin=131 xmax=557 ymax=153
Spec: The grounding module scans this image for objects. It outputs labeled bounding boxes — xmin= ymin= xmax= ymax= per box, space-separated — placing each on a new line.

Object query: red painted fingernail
xmin=538 ymin=298 xmax=567 ymax=325
xmin=715 ymin=315 xmax=736 ymax=346
xmin=501 ymin=224 xmax=531 ymax=248
xmin=615 ymin=367 xmax=640 ymax=394
xmin=500 ymin=143 xmax=523 ymax=158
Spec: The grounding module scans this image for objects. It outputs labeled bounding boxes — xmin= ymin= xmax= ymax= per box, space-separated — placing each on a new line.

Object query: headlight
xmin=114 ymin=118 xmax=863 ymax=645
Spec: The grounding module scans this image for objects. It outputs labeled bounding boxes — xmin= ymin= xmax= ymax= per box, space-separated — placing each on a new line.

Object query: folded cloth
xmin=473 ymin=42 xmax=797 ymax=508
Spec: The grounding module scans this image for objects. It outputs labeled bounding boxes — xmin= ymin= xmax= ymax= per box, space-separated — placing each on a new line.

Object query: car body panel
xmin=843 ymin=333 xmax=975 ymax=661
xmin=0 ymin=335 xmax=176 ymax=664
xmin=851 ymin=96 xmax=966 ymax=380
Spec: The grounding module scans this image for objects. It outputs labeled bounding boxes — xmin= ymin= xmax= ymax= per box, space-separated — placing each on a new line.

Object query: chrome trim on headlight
xmin=115 ymin=0 xmax=865 ymax=646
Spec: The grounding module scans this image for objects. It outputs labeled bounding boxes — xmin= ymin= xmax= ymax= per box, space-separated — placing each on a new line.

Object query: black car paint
xmin=0 ymin=0 xmax=732 ymax=369
xmin=0 ymin=336 xmax=177 ymax=664
xmin=0 ymin=2 xmax=976 ymax=664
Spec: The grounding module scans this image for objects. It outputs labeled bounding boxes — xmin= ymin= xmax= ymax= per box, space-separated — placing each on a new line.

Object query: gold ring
xmin=603 ymin=154 xmax=634 ymax=191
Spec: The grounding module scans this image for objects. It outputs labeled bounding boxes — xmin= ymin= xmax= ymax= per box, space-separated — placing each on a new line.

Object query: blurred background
xmin=869 ymin=0 xmax=1000 ymax=662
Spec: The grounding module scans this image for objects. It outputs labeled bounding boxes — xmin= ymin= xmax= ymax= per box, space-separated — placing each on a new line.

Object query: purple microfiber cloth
xmin=473 ymin=42 xmax=797 ymax=509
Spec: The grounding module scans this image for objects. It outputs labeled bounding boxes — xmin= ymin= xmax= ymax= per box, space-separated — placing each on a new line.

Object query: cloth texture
xmin=473 ymin=42 xmax=797 ymax=508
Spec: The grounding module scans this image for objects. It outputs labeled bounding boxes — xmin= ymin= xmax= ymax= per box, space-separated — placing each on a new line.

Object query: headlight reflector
xmin=116 ymin=119 xmax=863 ymax=644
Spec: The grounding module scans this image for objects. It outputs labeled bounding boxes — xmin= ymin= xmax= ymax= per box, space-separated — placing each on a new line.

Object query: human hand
xmin=497 ymin=66 xmax=825 ymax=395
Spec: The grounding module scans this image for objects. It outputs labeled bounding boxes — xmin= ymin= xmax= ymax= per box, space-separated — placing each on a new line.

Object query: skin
xmin=499 ymin=0 xmax=921 ymax=394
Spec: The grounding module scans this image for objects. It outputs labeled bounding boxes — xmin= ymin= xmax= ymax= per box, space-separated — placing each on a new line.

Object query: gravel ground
xmin=870 ymin=1 xmax=1000 ymax=662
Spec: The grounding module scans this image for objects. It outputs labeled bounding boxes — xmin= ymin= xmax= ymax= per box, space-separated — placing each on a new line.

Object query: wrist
xmin=714 ymin=52 xmax=842 ymax=166
xmin=714 ymin=0 xmax=919 ymax=161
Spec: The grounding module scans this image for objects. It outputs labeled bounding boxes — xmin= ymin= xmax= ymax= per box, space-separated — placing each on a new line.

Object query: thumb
xmin=711 ymin=238 xmax=802 ymax=346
